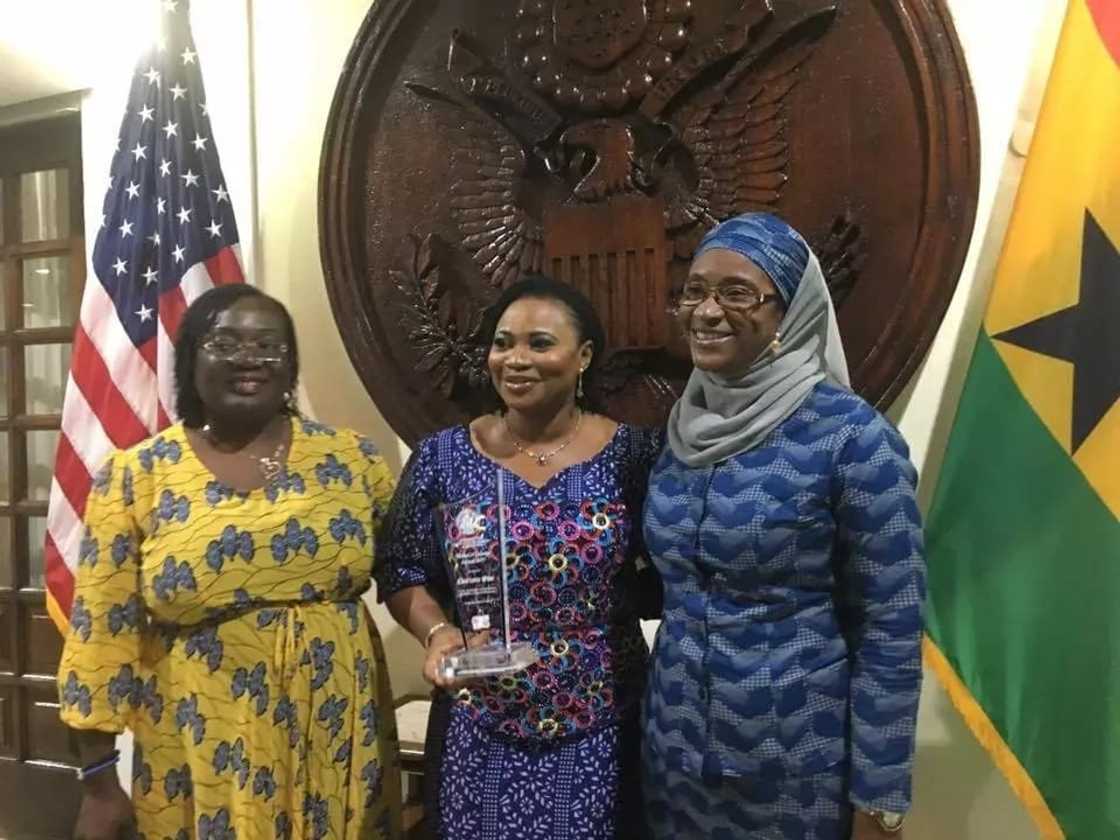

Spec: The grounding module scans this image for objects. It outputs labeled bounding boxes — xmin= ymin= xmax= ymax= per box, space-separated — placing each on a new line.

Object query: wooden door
xmin=0 ymin=112 xmax=86 ymax=840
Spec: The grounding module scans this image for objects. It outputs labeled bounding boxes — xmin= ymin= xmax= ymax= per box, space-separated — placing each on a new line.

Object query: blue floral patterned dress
xmin=642 ymin=383 xmax=926 ymax=839
xmin=375 ymin=423 xmax=662 ymax=840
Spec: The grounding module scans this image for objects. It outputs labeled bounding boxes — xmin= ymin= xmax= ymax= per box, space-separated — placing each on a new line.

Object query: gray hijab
xmin=667 ymin=213 xmax=851 ymax=467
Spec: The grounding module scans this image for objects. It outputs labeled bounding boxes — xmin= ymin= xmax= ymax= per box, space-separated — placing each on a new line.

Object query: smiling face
xmin=677 ymin=248 xmax=786 ymax=377
xmin=193 ymin=297 xmax=294 ymax=427
xmin=487 ymin=296 xmax=593 ymax=414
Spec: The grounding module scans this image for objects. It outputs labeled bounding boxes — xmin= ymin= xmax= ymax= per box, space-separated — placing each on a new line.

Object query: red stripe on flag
xmin=160 ymin=284 xmax=189 ymax=347
xmin=138 ymin=335 xmax=158 ymax=372
xmin=1088 ymin=0 xmax=1120 ymax=66
xmin=44 ymin=532 xmax=75 ymax=618
xmin=71 ymin=325 xmax=151 ymax=448
xmin=205 ymin=246 xmax=245 ymax=285
xmin=53 ymin=433 xmax=94 ymax=518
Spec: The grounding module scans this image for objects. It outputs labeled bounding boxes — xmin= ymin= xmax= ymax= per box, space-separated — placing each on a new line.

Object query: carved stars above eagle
xmin=508 ymin=0 xmax=694 ymax=112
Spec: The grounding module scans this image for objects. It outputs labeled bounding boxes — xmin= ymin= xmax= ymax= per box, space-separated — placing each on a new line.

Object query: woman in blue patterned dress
xmin=376 ymin=275 xmax=662 ymax=840
xmin=642 ymin=214 xmax=926 ymax=840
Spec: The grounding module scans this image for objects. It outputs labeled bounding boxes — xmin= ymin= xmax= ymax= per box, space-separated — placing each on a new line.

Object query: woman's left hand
xmin=851 ymin=811 xmax=903 ymax=839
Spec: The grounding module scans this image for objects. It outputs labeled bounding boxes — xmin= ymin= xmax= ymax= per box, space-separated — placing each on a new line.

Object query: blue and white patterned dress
xmin=641 ymin=383 xmax=926 ymax=839
xmin=375 ymin=423 xmax=662 ymax=840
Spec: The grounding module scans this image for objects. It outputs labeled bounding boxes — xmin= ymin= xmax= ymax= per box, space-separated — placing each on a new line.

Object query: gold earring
xmin=577 ymin=368 xmax=585 ymax=399
xmin=769 ymin=331 xmax=782 ymax=355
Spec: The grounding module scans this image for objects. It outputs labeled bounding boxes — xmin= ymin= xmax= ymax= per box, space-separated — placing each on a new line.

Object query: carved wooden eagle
xmin=406 ymin=0 xmax=847 ymax=292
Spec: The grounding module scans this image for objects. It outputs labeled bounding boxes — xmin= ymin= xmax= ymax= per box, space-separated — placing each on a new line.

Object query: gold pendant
xmin=259 ymin=458 xmax=283 ymax=481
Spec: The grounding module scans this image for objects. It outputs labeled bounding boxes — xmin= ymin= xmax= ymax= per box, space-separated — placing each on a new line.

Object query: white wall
xmin=53 ymin=0 xmax=1066 ymax=834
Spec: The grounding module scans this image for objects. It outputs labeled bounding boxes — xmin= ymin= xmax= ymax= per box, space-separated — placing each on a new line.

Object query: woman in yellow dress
xmin=57 ymin=285 xmax=402 ymax=839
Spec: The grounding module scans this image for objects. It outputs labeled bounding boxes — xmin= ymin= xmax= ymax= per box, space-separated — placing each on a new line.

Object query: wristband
xmin=76 ymin=749 xmax=121 ymax=782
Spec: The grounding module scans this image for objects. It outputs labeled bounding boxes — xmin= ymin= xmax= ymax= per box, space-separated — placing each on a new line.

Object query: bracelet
xmin=424 ymin=621 xmax=451 ymax=648
xmin=76 ymin=749 xmax=121 ymax=781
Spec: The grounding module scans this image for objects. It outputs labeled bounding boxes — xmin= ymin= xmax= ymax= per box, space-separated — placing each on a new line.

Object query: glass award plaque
xmin=437 ymin=468 xmax=537 ymax=680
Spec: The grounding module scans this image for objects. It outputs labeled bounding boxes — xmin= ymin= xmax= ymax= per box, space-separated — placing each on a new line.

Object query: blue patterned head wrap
xmin=694 ymin=212 xmax=810 ymax=305
xmin=670 ymin=211 xmax=851 ymax=466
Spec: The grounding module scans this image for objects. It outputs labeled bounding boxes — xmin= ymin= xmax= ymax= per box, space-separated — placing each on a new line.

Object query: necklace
xmin=502 ymin=411 xmax=583 ymax=466
xmin=202 ymin=423 xmax=287 ymax=481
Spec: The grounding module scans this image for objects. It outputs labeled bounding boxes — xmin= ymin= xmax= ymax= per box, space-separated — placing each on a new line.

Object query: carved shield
xmin=320 ymin=0 xmax=980 ymax=444
xmin=543 ymin=195 xmax=670 ymax=349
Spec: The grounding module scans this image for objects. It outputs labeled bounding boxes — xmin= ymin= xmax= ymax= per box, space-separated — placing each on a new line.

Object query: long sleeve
xmin=833 ymin=414 xmax=926 ymax=812
xmin=619 ymin=425 xmax=667 ymax=620
xmin=57 ymin=452 xmax=145 ymax=734
xmin=372 ymin=435 xmax=448 ymax=602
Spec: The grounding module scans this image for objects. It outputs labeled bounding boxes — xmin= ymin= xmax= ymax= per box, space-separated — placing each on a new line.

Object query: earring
xmin=577 ymin=368 xmax=585 ymax=399
xmin=769 ymin=331 xmax=782 ymax=355
xmin=283 ymin=390 xmax=298 ymax=416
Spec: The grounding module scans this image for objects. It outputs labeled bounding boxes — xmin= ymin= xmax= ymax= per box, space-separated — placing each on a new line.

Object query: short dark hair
xmin=478 ymin=274 xmax=606 ymax=412
xmin=174 ymin=285 xmax=300 ymax=427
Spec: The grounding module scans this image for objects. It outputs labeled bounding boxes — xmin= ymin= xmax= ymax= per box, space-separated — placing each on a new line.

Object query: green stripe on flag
xmin=926 ymin=331 xmax=1120 ymax=838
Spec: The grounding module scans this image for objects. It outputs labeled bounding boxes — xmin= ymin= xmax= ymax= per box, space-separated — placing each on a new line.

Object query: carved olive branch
xmin=390 ymin=234 xmax=490 ymax=398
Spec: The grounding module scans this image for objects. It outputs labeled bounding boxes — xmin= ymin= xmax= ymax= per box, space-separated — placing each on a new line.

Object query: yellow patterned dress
xmin=58 ymin=417 xmax=402 ymax=840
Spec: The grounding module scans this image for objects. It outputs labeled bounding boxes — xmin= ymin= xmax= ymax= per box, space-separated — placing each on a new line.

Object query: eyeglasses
xmin=200 ymin=335 xmax=290 ymax=364
xmin=677 ymin=281 xmax=781 ymax=313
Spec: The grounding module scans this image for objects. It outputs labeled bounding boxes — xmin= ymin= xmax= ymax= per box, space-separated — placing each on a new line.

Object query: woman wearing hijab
xmin=642 ymin=213 xmax=925 ymax=839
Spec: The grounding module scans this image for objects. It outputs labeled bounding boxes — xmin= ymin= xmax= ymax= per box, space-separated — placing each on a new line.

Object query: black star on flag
xmin=994 ymin=210 xmax=1120 ymax=452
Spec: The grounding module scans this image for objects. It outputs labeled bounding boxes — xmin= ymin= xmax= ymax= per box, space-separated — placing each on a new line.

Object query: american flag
xmin=44 ymin=0 xmax=243 ymax=630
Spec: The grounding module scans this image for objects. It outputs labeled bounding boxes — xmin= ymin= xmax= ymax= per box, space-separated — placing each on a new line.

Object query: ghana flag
xmin=924 ymin=1 xmax=1120 ymax=837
